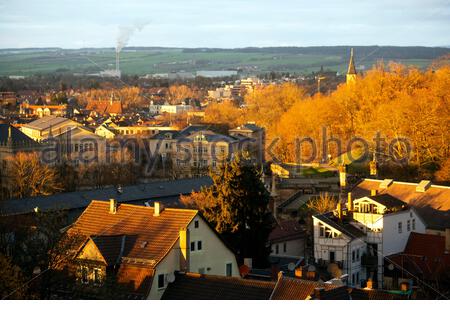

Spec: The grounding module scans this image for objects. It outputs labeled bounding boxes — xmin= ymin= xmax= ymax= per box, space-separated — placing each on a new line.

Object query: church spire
xmin=346 ymin=48 xmax=357 ymax=85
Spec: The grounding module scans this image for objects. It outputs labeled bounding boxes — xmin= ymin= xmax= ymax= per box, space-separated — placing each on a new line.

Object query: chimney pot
xmin=109 ymin=199 xmax=117 ymax=214
xmin=371 ymin=189 xmax=377 ymax=197
xmin=243 ymin=258 xmax=253 ymax=270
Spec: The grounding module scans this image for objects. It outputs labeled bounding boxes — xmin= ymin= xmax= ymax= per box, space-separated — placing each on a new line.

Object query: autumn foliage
xmin=205 ymin=63 xmax=450 ymax=181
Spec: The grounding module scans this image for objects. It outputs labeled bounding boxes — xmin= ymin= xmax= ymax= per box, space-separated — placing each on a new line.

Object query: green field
xmin=0 ymin=46 xmax=447 ymax=76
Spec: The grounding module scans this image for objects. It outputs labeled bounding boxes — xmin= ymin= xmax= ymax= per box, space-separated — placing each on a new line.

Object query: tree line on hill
xmin=204 ymin=61 xmax=450 ymax=183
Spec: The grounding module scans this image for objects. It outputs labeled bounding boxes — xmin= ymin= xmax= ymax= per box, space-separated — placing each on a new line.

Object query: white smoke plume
xmin=116 ymin=20 xmax=149 ymax=52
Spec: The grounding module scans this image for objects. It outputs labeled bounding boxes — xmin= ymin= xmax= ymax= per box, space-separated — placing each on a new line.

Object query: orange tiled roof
xmin=270 ymin=274 xmax=337 ymax=300
xmin=70 ymin=201 xmax=197 ymax=264
xmin=86 ymin=100 xmax=122 ymax=115
xmin=116 ymin=264 xmax=155 ymax=297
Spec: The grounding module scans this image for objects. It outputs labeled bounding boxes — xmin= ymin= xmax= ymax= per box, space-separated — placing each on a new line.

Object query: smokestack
xmin=116 ymin=50 xmax=120 ymax=73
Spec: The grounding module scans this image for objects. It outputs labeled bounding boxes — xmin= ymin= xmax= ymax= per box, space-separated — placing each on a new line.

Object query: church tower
xmin=346 ymin=48 xmax=357 ymax=85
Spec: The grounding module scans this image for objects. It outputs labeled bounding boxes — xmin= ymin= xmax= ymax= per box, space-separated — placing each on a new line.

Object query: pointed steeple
xmin=347 ymin=48 xmax=357 ymax=75
xmin=346 ymin=48 xmax=357 ymax=85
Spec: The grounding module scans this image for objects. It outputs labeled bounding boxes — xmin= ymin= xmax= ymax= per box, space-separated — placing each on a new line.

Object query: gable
xmin=76 ymin=239 xmax=107 ymax=264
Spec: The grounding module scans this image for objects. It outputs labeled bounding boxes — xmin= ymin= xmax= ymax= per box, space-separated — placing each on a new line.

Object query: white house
xmin=313 ymin=191 xmax=426 ymax=289
xmin=69 ymin=200 xmax=239 ymax=299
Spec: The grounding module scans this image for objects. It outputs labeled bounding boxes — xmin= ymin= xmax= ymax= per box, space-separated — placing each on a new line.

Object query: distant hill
xmin=0 ymin=46 xmax=448 ymax=76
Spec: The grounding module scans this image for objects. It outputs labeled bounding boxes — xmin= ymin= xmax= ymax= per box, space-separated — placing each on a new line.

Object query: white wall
xmin=187 ymin=217 xmax=239 ymax=277
xmin=270 ymin=238 xmax=305 ymax=258
xmin=148 ymin=215 xmax=239 ymax=299
xmin=382 ymin=208 xmax=426 ymax=256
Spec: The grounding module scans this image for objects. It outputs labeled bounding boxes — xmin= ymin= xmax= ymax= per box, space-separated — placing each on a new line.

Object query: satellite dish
xmin=287 ymin=262 xmax=296 ymax=271
xmin=167 ymin=272 xmax=176 ymax=283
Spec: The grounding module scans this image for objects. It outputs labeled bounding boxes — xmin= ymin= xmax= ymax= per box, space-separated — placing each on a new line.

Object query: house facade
xmin=67 ymin=200 xmax=239 ymax=299
xmin=313 ymin=192 xmax=426 ymax=289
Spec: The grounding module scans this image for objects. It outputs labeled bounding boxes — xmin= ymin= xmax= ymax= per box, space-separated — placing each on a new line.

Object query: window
xmin=356 ymin=272 xmax=360 ymax=284
xmin=283 ymin=242 xmax=287 ymax=253
xmin=275 ymin=244 xmax=279 ymax=254
xmin=356 ymin=249 xmax=360 ymax=261
xmin=226 ymin=263 xmax=232 ymax=277
xmin=412 ymin=219 xmax=416 ymax=230
xmin=197 ymin=241 xmax=202 ymax=251
xmin=352 ymin=273 xmax=356 ymax=284
xmin=407 ymin=220 xmax=411 ymax=232
xmin=190 ymin=241 xmax=195 ymax=251
xmin=319 ymin=225 xmax=325 ymax=237
xmin=93 ymin=268 xmax=101 ymax=285
xmin=81 ymin=266 xmax=89 ymax=284
xmin=158 ymin=274 xmax=165 ymax=289
xmin=352 ymin=250 xmax=356 ymax=262
xmin=212 ymin=160 xmax=217 ymax=168
xmin=329 ymin=251 xmax=335 ymax=262
xmin=398 ymin=222 xmax=402 ymax=233
xmin=194 ymin=220 xmax=199 ymax=228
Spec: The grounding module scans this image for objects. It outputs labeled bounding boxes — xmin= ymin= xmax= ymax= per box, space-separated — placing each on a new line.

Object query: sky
xmin=0 ymin=0 xmax=449 ymax=49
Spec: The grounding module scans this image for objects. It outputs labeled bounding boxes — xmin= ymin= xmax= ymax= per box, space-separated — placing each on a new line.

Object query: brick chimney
xmin=339 ymin=163 xmax=347 ymax=188
xmin=109 ymin=199 xmax=117 ymax=214
xmin=347 ymin=192 xmax=353 ymax=212
xmin=153 ymin=202 xmax=163 ymax=216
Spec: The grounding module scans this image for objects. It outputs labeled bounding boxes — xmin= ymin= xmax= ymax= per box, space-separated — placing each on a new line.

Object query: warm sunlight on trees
xmin=204 ymin=100 xmax=243 ymax=127
xmin=8 ymin=152 xmax=63 ymax=198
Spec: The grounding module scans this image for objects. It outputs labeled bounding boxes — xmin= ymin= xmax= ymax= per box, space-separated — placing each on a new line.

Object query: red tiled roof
xmin=86 ymin=100 xmax=122 ymax=115
xmin=116 ymin=264 xmax=155 ymax=297
xmin=388 ymin=232 xmax=450 ymax=281
xmin=270 ymin=274 xmax=337 ymax=300
xmin=70 ymin=201 xmax=197 ymax=264
xmin=161 ymin=272 xmax=276 ymax=300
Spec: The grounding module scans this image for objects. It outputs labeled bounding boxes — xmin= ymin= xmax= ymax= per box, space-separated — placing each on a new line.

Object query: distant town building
xmin=86 ymin=94 xmax=122 ymax=116
xmin=20 ymin=101 xmax=67 ymax=117
xmin=20 ymin=115 xmax=82 ymax=142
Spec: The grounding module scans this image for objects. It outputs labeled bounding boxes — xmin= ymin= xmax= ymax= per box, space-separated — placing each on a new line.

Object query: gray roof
xmin=230 ymin=123 xmax=263 ymax=133
xmin=367 ymin=194 xmax=407 ymax=209
xmin=0 ymin=124 xmax=40 ymax=147
xmin=0 ymin=177 xmax=212 ymax=216
xmin=22 ymin=115 xmax=75 ymax=130
xmin=314 ymin=212 xmax=366 ymax=239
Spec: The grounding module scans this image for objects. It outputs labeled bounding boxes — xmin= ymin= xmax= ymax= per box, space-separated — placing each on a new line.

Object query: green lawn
xmin=0 ymin=48 xmax=438 ymax=76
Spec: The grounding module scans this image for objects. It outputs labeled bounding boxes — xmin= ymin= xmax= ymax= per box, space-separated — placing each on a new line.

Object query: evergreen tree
xmin=182 ymin=155 xmax=273 ymax=267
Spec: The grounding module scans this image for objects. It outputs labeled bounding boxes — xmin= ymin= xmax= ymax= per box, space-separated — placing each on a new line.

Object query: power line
xmin=316 ymin=211 xmax=448 ymax=299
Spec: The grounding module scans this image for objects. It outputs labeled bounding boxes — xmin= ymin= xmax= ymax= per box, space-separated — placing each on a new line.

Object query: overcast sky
xmin=0 ymin=0 xmax=449 ymax=48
